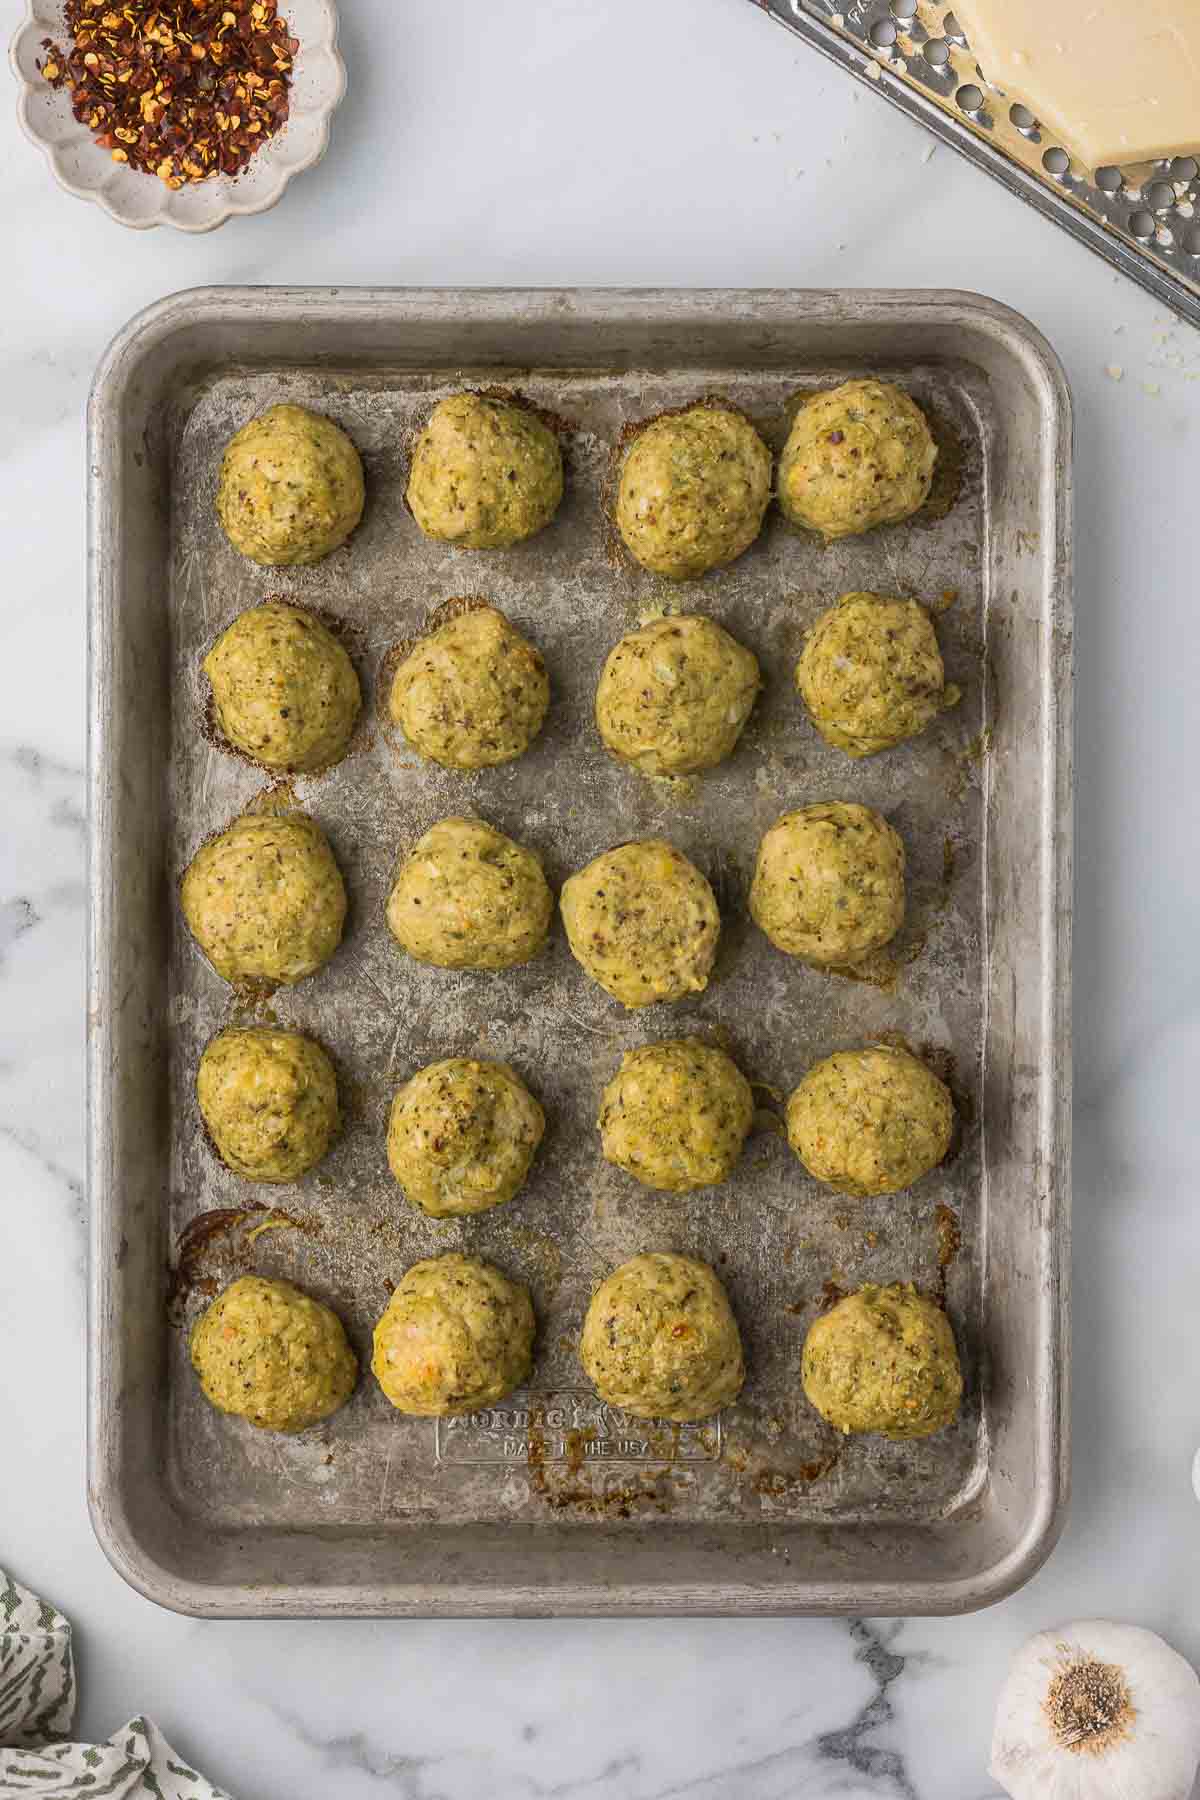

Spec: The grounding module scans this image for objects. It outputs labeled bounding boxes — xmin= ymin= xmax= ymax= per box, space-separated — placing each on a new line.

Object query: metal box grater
xmin=754 ymin=0 xmax=1200 ymax=327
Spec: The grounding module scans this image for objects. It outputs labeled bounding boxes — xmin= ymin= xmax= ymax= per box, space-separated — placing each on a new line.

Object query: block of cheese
xmin=953 ymin=0 xmax=1200 ymax=171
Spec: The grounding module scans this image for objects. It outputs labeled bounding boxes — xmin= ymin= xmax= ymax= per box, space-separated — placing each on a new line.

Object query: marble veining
xmin=3 ymin=0 xmax=1199 ymax=1792
xmin=1 ymin=746 xmax=87 ymax=1232
xmin=249 ymin=1617 xmax=921 ymax=1797
xmin=815 ymin=1622 xmax=919 ymax=1798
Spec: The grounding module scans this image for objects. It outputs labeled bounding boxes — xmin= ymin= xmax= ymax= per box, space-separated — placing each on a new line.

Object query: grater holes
xmin=805 ymin=0 xmax=1200 ymax=300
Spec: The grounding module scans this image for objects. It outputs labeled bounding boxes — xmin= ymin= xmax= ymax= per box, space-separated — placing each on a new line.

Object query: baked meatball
xmin=787 ymin=1044 xmax=953 ymax=1198
xmin=802 ymin=1283 xmax=962 ymax=1439
xmin=796 ymin=591 xmax=959 ymax=757
xmin=197 ymin=1026 xmax=338 ymax=1183
xmin=389 ymin=602 xmax=549 ymax=770
xmin=190 ymin=1276 xmax=357 ymax=1433
xmin=387 ymin=1057 xmax=544 ymax=1218
xmin=216 ymin=403 xmax=364 ymax=567
xmin=204 ymin=601 xmax=361 ymax=773
xmin=561 ymin=839 xmax=720 ymax=1008
xmin=778 ymin=379 xmax=936 ymax=541
xmin=615 ymin=406 xmax=772 ymax=579
xmin=406 ymin=394 xmax=563 ymax=549
xmin=385 ymin=816 xmax=552 ymax=971
xmin=595 ymin=614 xmax=760 ymax=776
xmin=371 ymin=1253 xmax=534 ymax=1416
xmin=580 ymin=1253 xmax=744 ymax=1422
xmin=749 ymin=801 xmax=905 ymax=965
xmin=180 ymin=811 xmax=346 ymax=985
xmin=598 ymin=1039 xmax=754 ymax=1192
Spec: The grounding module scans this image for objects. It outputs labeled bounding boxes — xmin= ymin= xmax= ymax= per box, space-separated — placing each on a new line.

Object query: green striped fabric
xmin=0 ymin=1571 xmax=230 ymax=1799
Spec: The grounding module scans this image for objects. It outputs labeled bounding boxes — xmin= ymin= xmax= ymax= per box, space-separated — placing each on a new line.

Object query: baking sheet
xmin=88 ymin=289 xmax=1071 ymax=1614
xmin=169 ymin=358 xmax=987 ymax=1530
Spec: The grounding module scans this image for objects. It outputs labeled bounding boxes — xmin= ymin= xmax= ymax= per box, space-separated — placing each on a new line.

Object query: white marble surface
xmin=3 ymin=0 xmax=1200 ymax=1792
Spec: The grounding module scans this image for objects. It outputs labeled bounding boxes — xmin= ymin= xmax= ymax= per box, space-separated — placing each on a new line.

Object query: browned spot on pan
xmin=751 ymin=1451 xmax=840 ymax=1496
xmin=166 ymin=1204 xmax=265 ymax=1322
xmin=933 ymin=1202 xmax=963 ymax=1306
xmin=166 ymin=1201 xmax=311 ymax=1324
xmin=524 ymin=1423 xmax=690 ymax=1518
xmin=921 ymin=408 xmax=966 ymax=526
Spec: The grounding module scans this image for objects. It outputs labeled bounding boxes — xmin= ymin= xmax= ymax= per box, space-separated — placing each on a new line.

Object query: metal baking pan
xmin=88 ymin=287 xmax=1072 ymax=1617
xmin=753 ymin=0 xmax=1200 ymax=330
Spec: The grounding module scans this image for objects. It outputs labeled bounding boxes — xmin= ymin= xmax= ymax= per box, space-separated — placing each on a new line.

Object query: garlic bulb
xmin=991 ymin=1620 xmax=1200 ymax=1800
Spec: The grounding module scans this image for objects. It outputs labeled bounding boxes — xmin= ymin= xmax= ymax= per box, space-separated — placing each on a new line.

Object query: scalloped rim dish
xmin=10 ymin=0 xmax=344 ymax=232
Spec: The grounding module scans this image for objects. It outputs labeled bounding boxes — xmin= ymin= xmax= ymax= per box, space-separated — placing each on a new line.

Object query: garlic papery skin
xmin=990 ymin=1621 xmax=1200 ymax=1800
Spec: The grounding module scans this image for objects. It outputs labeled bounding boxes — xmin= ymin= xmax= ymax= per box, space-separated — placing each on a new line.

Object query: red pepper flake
xmin=38 ymin=0 xmax=294 ymax=185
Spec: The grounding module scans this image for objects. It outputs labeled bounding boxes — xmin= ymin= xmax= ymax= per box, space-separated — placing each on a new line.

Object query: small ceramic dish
xmin=10 ymin=0 xmax=344 ymax=232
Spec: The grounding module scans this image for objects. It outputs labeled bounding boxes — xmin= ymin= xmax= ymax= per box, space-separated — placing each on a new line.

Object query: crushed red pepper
xmin=38 ymin=0 xmax=296 ymax=187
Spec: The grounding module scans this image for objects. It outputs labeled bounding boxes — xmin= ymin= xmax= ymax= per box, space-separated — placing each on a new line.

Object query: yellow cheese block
xmin=953 ymin=0 xmax=1200 ymax=171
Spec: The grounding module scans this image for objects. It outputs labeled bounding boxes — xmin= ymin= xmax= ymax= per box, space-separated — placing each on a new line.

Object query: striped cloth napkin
xmin=1 ymin=1569 xmax=231 ymax=1798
